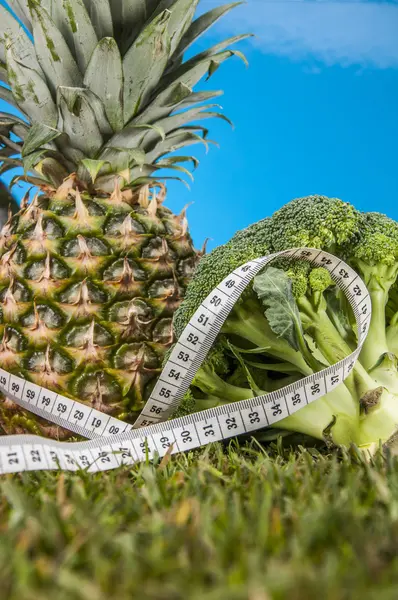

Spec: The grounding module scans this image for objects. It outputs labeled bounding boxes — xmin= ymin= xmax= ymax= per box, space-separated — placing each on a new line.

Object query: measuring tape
xmin=0 ymin=248 xmax=371 ymax=474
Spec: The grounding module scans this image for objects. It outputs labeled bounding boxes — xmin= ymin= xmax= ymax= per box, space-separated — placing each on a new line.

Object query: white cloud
xmin=202 ymin=0 xmax=398 ymax=68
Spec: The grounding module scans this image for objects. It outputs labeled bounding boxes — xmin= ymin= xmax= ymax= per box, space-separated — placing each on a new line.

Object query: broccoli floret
xmin=308 ymin=267 xmax=334 ymax=293
xmin=173 ymin=195 xmax=398 ymax=453
xmin=172 ymin=389 xmax=197 ymax=418
xmin=269 ymin=195 xmax=361 ymax=252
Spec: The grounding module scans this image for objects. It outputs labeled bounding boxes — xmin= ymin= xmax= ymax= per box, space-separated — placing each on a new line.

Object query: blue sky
xmin=1 ymin=0 xmax=398 ymax=251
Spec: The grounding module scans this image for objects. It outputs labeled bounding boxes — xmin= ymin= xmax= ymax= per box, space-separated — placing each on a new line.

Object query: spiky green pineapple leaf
xmin=126 ymin=148 xmax=146 ymax=168
xmin=107 ymin=146 xmax=146 ymax=168
xmin=100 ymin=124 xmax=166 ymax=162
xmin=155 ymin=0 xmax=199 ymax=56
xmin=128 ymin=123 xmax=166 ymax=142
xmin=123 ymin=9 xmax=171 ymax=122
xmin=30 ymin=1 xmax=82 ymax=94
xmin=0 ymin=4 xmax=41 ymax=73
xmin=226 ymin=48 xmax=248 ymax=68
xmin=0 ymin=112 xmax=27 ymax=128
xmin=22 ymin=122 xmax=61 ymax=157
xmin=12 ymin=124 xmax=28 ymax=140
xmin=130 ymin=82 xmax=191 ymax=127
xmin=0 ymin=61 xmax=8 ymax=84
xmin=84 ymin=37 xmax=124 ymax=132
xmin=173 ymin=2 xmax=244 ymax=62
xmin=58 ymin=86 xmax=113 ymax=136
xmin=156 ymin=155 xmax=199 ymax=170
xmin=52 ymin=133 xmax=85 ymax=165
xmin=79 ymin=158 xmax=109 ymax=183
xmin=108 ymin=0 xmax=146 ymax=47
xmin=7 ymin=0 xmax=32 ymax=32
xmin=38 ymin=155 xmax=69 ymax=185
xmin=57 ymin=87 xmax=103 ymax=157
xmin=137 ymin=105 xmax=231 ymax=151
xmin=0 ymin=86 xmax=18 ymax=107
xmin=0 ymin=156 xmax=23 ymax=176
xmin=145 ymin=129 xmax=211 ymax=163
xmin=8 ymin=171 xmax=45 ymax=188
xmin=5 ymin=46 xmax=58 ymax=127
xmin=179 ymin=89 xmax=224 ymax=107
xmin=151 ymin=160 xmax=194 ymax=181
xmin=22 ymin=148 xmax=46 ymax=174
xmin=38 ymin=1 xmax=69 ymax=37
xmin=131 ymin=173 xmax=191 ymax=189
xmin=0 ymin=113 xmax=29 ymax=143
xmin=61 ymin=0 xmax=98 ymax=73
xmin=0 ymin=131 xmax=21 ymax=153
xmin=165 ymin=35 xmax=251 ymax=84
xmin=0 ymin=146 xmax=20 ymax=160
xmin=82 ymin=0 xmax=113 ymax=38
xmin=135 ymin=50 xmax=239 ymax=126
xmin=96 ymin=146 xmax=146 ymax=180
xmin=158 ymin=105 xmax=233 ymax=136
xmin=82 ymin=89 xmax=113 ymax=136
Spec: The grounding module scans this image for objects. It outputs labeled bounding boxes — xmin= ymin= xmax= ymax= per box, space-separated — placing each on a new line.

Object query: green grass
xmin=1 ymin=439 xmax=398 ymax=600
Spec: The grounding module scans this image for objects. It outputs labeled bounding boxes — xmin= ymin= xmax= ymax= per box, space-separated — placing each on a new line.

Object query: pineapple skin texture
xmin=0 ymin=183 xmax=199 ymax=439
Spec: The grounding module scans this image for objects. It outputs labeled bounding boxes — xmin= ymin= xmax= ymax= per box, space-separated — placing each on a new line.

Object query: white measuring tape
xmin=0 ymin=248 xmax=371 ymax=474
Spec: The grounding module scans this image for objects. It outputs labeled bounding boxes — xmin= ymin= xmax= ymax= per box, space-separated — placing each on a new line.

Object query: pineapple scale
xmin=0 ymin=182 xmax=199 ymax=439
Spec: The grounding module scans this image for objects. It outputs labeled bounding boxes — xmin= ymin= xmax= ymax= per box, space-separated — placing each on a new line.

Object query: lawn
xmin=0 ymin=439 xmax=398 ymax=600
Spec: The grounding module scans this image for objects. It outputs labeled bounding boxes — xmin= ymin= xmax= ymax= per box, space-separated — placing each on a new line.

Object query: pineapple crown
xmin=0 ymin=0 xmax=250 ymax=193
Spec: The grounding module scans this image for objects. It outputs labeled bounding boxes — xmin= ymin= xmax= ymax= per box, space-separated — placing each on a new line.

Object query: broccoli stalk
xmin=387 ymin=312 xmax=398 ymax=356
xmin=354 ymin=260 xmax=398 ymax=370
xmin=192 ymin=360 xmax=254 ymax=403
xmin=222 ymin=296 xmax=314 ymax=377
xmin=325 ymin=287 xmax=357 ymax=349
xmin=368 ymin=353 xmax=398 ymax=394
xmin=296 ymin=268 xmax=382 ymax=402
xmin=273 ymin=384 xmax=359 ymax=445
xmin=356 ymin=389 xmax=398 ymax=452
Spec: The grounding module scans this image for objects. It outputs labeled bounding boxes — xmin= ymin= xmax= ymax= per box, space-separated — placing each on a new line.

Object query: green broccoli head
xmin=229 ymin=217 xmax=273 ymax=257
xmin=350 ymin=212 xmax=398 ymax=269
xmin=269 ymin=195 xmax=361 ymax=252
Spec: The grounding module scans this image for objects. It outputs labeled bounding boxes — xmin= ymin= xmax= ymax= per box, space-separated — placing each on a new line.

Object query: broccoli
xmin=173 ymin=195 xmax=398 ymax=453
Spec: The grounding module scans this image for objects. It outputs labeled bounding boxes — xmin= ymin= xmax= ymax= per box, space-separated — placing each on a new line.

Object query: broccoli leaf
xmin=253 ymin=267 xmax=304 ymax=352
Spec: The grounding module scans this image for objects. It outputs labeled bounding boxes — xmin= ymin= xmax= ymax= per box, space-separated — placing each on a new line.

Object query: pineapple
xmin=0 ymin=0 xmax=248 ymax=438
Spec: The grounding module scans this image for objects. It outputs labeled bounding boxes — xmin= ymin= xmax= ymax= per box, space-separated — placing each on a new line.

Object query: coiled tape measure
xmin=0 ymin=248 xmax=371 ymax=474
